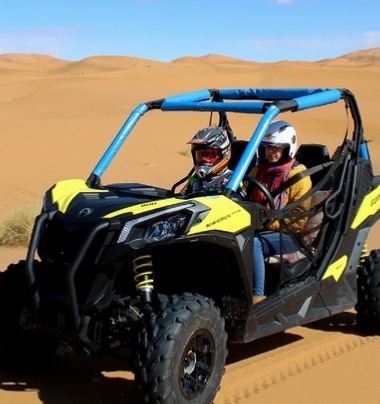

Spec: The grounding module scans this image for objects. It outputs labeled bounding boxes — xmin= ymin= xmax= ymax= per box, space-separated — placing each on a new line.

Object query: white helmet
xmin=261 ymin=120 xmax=297 ymax=161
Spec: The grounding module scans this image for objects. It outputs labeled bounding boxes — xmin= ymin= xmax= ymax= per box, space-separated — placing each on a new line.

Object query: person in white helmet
xmin=181 ymin=124 xmax=232 ymax=195
xmin=244 ymin=120 xmax=312 ymax=304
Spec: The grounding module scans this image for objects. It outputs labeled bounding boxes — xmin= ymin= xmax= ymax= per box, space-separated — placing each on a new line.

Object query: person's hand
xmin=221 ymin=178 xmax=229 ymax=190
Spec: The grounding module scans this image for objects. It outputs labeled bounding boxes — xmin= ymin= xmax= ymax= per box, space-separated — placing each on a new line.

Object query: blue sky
xmin=0 ymin=0 xmax=379 ymax=63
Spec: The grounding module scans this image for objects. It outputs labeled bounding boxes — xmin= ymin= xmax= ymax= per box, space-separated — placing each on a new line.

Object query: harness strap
xmin=271 ymin=161 xmax=334 ymax=199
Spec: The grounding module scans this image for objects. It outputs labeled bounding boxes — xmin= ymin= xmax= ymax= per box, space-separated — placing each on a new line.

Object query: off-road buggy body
xmin=1 ymin=88 xmax=380 ymax=403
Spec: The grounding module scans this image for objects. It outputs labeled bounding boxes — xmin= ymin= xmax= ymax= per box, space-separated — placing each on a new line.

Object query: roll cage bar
xmin=86 ymin=88 xmax=367 ymax=197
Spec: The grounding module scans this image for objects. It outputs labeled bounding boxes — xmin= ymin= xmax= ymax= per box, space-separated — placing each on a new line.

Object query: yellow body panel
xmin=51 ymin=179 xmax=108 ymax=213
xmin=187 ymin=196 xmax=251 ymax=234
xmin=322 ymin=255 xmax=348 ymax=282
xmin=104 ymin=198 xmax=191 ymax=219
xmin=104 ymin=194 xmax=250 ymax=235
xmin=351 ymin=184 xmax=380 ymax=229
xmin=51 ymin=180 xmax=251 ymax=235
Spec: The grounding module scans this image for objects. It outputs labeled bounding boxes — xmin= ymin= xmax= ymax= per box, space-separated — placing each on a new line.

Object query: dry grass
xmin=0 ymin=199 xmax=41 ymax=247
xmin=179 ymin=148 xmax=191 ymax=157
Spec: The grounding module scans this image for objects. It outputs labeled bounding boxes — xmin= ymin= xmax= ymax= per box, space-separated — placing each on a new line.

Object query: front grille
xmin=38 ymin=215 xmax=108 ymax=266
xmin=34 ymin=214 xmax=111 ymax=307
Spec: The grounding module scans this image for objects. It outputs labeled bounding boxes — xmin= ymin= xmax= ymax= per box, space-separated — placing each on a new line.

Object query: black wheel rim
xmin=179 ymin=329 xmax=215 ymax=399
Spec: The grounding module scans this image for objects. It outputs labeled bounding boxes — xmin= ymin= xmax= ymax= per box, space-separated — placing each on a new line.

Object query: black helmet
xmin=188 ymin=124 xmax=231 ymax=178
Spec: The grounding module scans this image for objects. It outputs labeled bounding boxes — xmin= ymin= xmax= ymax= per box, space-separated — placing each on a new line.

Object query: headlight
xmin=117 ymin=203 xmax=193 ymax=243
xmin=145 ymin=213 xmax=187 ymax=242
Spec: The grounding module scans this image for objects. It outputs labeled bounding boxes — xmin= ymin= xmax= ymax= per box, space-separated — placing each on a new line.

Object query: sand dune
xmin=1 ymin=46 xmax=380 ymax=403
xmin=335 ymin=46 xmax=380 ymax=64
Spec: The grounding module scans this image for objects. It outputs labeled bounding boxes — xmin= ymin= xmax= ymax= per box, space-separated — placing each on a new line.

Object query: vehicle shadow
xmin=303 ymin=309 xmax=364 ymax=335
xmin=0 ymin=311 xmax=364 ymax=404
xmin=1 ymin=335 xmax=306 ymax=404
xmin=0 ymin=353 xmax=139 ymax=404
xmin=226 ymin=331 xmax=302 ymax=365
xmin=226 ymin=310 xmax=363 ymax=365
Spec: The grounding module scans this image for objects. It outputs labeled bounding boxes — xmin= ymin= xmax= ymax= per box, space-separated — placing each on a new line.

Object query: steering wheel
xmin=243 ymin=175 xmax=275 ymax=209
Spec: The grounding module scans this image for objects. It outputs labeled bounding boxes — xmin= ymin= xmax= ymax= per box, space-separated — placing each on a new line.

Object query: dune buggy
xmin=1 ymin=87 xmax=380 ymax=403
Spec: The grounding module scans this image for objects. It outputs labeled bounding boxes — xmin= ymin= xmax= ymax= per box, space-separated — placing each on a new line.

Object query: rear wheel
xmin=0 ymin=261 xmax=59 ymax=371
xmin=135 ymin=293 xmax=228 ymax=404
xmin=356 ymin=249 xmax=380 ymax=335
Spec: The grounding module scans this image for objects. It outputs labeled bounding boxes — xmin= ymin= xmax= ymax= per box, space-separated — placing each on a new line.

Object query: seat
xmin=229 ymin=140 xmax=257 ymax=175
xmin=295 ymin=143 xmax=331 ymax=187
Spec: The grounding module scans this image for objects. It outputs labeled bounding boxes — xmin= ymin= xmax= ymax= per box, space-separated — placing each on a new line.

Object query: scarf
xmin=251 ymin=158 xmax=296 ymax=208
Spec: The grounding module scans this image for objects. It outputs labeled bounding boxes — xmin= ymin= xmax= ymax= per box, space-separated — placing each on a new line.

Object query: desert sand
xmin=1 ymin=49 xmax=380 ymax=403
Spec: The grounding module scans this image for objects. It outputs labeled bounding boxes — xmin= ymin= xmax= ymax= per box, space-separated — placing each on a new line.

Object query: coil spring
xmin=359 ymin=242 xmax=369 ymax=264
xmin=133 ymin=254 xmax=154 ymax=293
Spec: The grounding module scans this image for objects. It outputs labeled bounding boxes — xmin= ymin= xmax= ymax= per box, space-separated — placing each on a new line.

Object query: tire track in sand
xmin=215 ymin=328 xmax=378 ymax=404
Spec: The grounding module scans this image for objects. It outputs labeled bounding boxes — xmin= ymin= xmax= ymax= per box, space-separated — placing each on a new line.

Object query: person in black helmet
xmin=181 ymin=124 xmax=232 ymax=195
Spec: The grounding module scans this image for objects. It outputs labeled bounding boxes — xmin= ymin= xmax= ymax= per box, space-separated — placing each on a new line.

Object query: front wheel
xmin=135 ymin=293 xmax=228 ymax=404
xmin=356 ymin=249 xmax=380 ymax=335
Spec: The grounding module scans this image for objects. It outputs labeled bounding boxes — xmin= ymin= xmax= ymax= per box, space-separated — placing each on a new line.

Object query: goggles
xmin=263 ymin=144 xmax=285 ymax=153
xmin=193 ymin=149 xmax=220 ymax=164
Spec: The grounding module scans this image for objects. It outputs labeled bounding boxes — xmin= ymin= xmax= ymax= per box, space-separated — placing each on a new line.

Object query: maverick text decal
xmin=206 ymin=209 xmax=241 ymax=228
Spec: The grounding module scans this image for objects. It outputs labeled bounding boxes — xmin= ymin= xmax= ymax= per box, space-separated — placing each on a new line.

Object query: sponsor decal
xmin=371 ymin=193 xmax=380 ymax=207
xmin=205 ymin=209 xmax=241 ymax=228
xmin=351 ymin=185 xmax=380 ymax=229
xmin=141 ymin=202 xmax=157 ymax=207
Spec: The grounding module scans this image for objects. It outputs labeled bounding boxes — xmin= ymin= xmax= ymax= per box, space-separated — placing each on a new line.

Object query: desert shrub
xmin=179 ymin=148 xmax=191 ymax=157
xmin=0 ymin=199 xmax=41 ymax=247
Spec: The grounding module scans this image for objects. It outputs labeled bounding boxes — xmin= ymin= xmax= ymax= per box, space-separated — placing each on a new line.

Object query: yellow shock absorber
xmin=133 ymin=254 xmax=154 ymax=304
xmin=359 ymin=242 xmax=369 ymax=265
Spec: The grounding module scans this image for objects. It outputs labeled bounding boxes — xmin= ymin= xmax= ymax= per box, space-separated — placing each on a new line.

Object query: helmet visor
xmin=194 ymin=149 xmax=220 ymax=164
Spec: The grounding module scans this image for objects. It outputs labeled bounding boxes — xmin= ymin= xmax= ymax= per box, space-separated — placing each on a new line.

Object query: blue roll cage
xmin=87 ymin=88 xmax=367 ymax=197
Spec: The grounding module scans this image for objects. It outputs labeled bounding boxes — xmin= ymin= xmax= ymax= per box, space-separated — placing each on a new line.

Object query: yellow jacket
xmin=244 ymin=163 xmax=312 ymax=233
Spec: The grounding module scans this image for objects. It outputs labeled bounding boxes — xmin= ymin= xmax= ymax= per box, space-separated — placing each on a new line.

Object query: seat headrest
xmin=296 ymin=144 xmax=330 ymax=169
xmin=229 ymin=140 xmax=258 ymax=175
